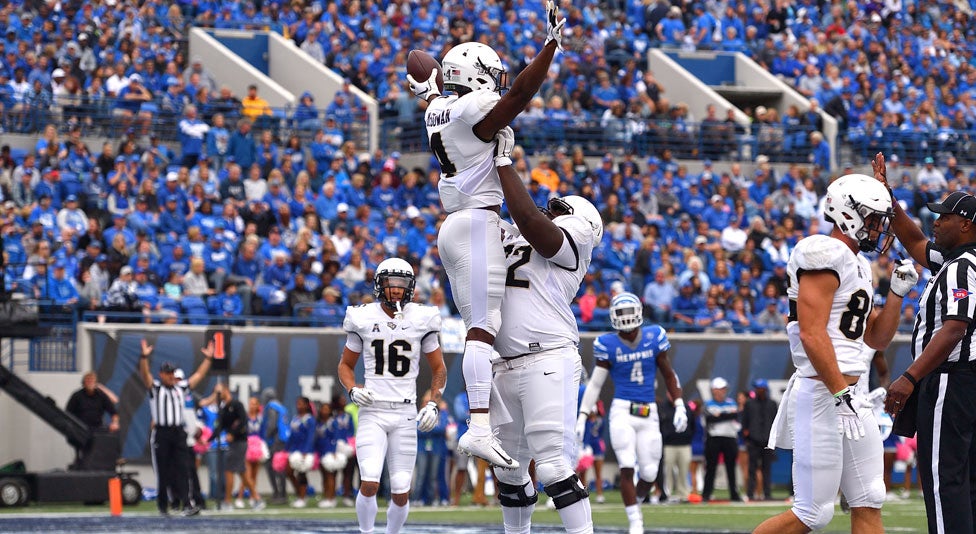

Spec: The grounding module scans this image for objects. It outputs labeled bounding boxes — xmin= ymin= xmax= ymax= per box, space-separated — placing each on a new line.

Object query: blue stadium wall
xmin=79 ymin=324 xmax=915 ymax=485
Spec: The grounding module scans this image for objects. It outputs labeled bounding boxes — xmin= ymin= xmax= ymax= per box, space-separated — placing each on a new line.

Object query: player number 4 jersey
xmin=593 ymin=325 xmax=670 ymax=404
xmin=786 ymin=234 xmax=873 ymax=377
xmin=343 ymin=302 xmax=441 ymax=404
xmin=493 ymin=215 xmax=595 ymax=359
xmin=424 ymin=91 xmax=503 ymax=213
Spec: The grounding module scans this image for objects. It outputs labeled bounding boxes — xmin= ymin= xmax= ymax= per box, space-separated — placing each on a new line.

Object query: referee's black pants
xmin=152 ymin=426 xmax=192 ymax=513
xmin=703 ymin=436 xmax=741 ymax=501
xmin=916 ymin=368 xmax=976 ymax=533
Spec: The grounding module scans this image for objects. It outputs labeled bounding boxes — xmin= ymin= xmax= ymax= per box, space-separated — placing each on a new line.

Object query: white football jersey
xmin=343 ymin=302 xmax=441 ymax=404
xmin=786 ymin=234 xmax=873 ymax=377
xmin=424 ymin=91 xmax=503 ymax=213
xmin=493 ymin=215 xmax=595 ymax=359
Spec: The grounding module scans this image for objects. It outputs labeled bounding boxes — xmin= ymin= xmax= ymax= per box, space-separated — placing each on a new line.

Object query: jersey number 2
xmin=370 ymin=339 xmax=412 ymax=377
xmin=505 ymin=245 xmax=532 ymax=288
xmin=839 ymin=289 xmax=871 ymax=340
xmin=430 ymin=133 xmax=456 ymax=175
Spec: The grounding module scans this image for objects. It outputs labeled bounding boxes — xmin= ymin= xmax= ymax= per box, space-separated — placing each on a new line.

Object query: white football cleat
xmin=457 ymin=425 xmax=519 ymax=470
xmin=629 ymin=520 xmax=645 ymax=534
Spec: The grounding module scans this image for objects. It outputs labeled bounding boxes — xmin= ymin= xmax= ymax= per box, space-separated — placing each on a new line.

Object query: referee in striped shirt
xmin=138 ymin=338 xmax=214 ymax=516
xmin=876 ymin=152 xmax=976 ymax=533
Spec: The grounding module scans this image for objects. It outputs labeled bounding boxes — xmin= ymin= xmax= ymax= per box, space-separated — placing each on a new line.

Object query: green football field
xmin=0 ymin=490 xmax=928 ymax=533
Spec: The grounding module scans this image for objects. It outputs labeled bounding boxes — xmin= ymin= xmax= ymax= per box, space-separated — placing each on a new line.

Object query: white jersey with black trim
xmin=786 ymin=234 xmax=873 ymax=377
xmin=343 ymin=302 xmax=441 ymax=404
xmin=493 ymin=215 xmax=595 ymax=359
xmin=424 ymin=91 xmax=503 ymax=213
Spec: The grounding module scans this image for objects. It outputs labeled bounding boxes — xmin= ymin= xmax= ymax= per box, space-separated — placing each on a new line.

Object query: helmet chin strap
xmin=394 ymin=300 xmax=404 ymax=319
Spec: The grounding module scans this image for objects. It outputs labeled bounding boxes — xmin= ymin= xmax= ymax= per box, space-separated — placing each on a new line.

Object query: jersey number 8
xmin=370 ymin=339 xmax=412 ymax=377
xmin=839 ymin=289 xmax=871 ymax=340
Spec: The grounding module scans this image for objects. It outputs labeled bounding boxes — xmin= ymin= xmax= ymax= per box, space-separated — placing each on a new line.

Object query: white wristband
xmin=495 ymin=156 xmax=513 ymax=167
xmin=674 ymin=398 xmax=684 ymax=408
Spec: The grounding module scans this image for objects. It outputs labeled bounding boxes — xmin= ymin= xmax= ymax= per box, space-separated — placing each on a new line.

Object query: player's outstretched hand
xmin=871 ymin=152 xmax=890 ymax=191
xmin=494 ymin=126 xmax=515 ymax=167
xmin=349 ymin=386 xmax=375 ymax=407
xmin=833 ymin=387 xmax=866 ymax=440
xmin=890 ymin=259 xmax=918 ymax=297
xmin=574 ymin=413 xmax=587 ymax=444
xmin=406 ymin=69 xmax=441 ymax=101
xmin=417 ymin=401 xmax=439 ymax=432
xmin=673 ymin=399 xmax=688 ymax=433
xmin=544 ymin=0 xmax=566 ymax=50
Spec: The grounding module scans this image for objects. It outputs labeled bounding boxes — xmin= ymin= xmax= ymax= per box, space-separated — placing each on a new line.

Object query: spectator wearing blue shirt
xmin=293 ymin=92 xmax=320 ymax=131
xmin=809 ymin=131 xmax=831 ymax=170
xmin=657 ymin=6 xmax=686 ymax=46
xmin=368 ymin=172 xmax=398 ymax=214
xmin=206 ymin=114 xmax=231 ymax=169
xmin=212 ymin=283 xmax=243 ymax=321
xmin=671 ymin=280 xmax=704 ymax=332
xmin=48 ymin=261 xmax=79 ymax=306
xmin=701 ymin=194 xmax=735 ymax=231
xmin=228 ymin=119 xmax=257 ymax=171
xmin=178 ymin=104 xmax=210 ymax=169
xmin=680 ymin=181 xmax=708 ymax=220
xmin=159 ymin=195 xmax=189 ymax=238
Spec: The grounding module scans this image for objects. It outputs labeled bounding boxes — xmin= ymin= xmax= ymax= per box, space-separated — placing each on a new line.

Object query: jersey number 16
xmin=370 ymin=339 xmax=412 ymax=377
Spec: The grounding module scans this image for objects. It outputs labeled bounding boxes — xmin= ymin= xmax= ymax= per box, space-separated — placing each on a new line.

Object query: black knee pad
xmin=498 ymin=481 xmax=538 ymax=508
xmin=543 ymin=474 xmax=589 ymax=510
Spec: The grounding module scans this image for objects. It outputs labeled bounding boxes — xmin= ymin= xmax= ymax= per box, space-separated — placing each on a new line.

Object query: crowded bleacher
xmin=1 ymin=0 xmax=964 ymax=332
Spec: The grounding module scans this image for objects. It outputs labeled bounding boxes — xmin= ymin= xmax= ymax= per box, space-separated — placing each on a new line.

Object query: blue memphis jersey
xmin=593 ymin=325 xmax=670 ymax=404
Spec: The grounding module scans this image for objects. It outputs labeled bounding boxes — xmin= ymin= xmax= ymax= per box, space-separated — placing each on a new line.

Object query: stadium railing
xmin=383 ymin=115 xmax=976 ymax=165
xmin=2 ymin=96 xmax=371 ymax=151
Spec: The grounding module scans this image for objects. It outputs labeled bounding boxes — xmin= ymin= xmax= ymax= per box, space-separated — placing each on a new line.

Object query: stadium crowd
xmin=1 ymin=0 xmax=969 ymax=332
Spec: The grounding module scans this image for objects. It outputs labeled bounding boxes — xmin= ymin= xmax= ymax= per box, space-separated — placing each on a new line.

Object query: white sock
xmin=356 ymin=493 xmax=377 ymax=533
xmin=625 ymin=503 xmax=642 ymax=525
xmin=556 ymin=497 xmax=593 ymax=534
xmin=469 ymin=411 xmax=490 ymax=430
xmin=501 ymin=482 xmax=536 ymax=534
xmin=385 ymin=501 xmax=410 ymax=534
xmin=462 ymin=340 xmax=493 ymax=410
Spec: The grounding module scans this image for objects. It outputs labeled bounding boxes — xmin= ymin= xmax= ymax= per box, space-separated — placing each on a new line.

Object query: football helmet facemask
xmin=374 ymin=258 xmax=416 ymax=314
xmin=609 ymin=292 xmax=644 ymax=332
xmin=441 ymin=42 xmax=508 ymax=95
xmin=823 ymin=173 xmax=894 ymax=253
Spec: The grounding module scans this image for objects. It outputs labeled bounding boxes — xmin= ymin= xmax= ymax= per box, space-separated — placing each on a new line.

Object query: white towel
xmin=767 ymin=372 xmax=799 ymax=450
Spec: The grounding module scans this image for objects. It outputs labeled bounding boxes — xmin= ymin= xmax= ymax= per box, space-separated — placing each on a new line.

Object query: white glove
xmin=890 ymin=259 xmax=918 ymax=297
xmin=834 ymin=387 xmax=866 ymax=441
xmin=349 ymin=386 xmax=375 ymax=407
xmin=417 ymin=401 xmax=439 ymax=432
xmin=673 ymin=399 xmax=688 ymax=433
xmin=494 ymin=126 xmax=515 ymax=167
xmin=575 ymin=413 xmax=588 ymax=444
xmin=406 ymin=68 xmax=440 ymax=101
xmin=544 ymin=1 xmax=567 ymax=50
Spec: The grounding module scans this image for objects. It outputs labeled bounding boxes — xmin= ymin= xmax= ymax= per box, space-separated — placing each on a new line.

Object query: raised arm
xmin=138 ymin=339 xmax=153 ymax=389
xmin=471 ymin=2 xmax=564 ymax=140
xmin=872 ymin=152 xmax=930 ymax=268
xmin=187 ymin=340 xmax=214 ymax=389
xmin=494 ymin=128 xmax=564 ymax=257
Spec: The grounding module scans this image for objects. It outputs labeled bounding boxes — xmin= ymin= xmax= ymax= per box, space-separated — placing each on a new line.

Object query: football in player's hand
xmin=407 ymin=49 xmax=444 ymax=93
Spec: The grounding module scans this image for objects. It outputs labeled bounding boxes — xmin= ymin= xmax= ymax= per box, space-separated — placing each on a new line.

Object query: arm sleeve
xmin=579 ymin=366 xmax=609 ymax=415
xmin=927 ymin=241 xmax=945 ymax=272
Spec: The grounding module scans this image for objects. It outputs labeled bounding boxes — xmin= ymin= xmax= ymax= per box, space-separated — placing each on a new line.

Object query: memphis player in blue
xmin=576 ymin=292 xmax=687 ymax=534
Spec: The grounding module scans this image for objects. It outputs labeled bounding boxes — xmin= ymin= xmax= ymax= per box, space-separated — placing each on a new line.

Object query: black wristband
xmin=902 ymin=371 xmax=918 ymax=387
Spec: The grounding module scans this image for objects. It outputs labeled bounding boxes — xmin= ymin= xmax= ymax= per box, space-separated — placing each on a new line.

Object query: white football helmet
xmin=823 ymin=173 xmax=894 ymax=253
xmin=609 ymin=292 xmax=644 ymax=332
xmin=548 ymin=195 xmax=604 ymax=246
xmin=374 ymin=257 xmax=415 ymax=310
xmin=441 ymin=42 xmax=508 ymax=95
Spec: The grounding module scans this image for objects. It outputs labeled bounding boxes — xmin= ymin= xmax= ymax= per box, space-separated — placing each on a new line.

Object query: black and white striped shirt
xmin=150 ymin=379 xmax=188 ymax=428
xmin=913 ymin=243 xmax=976 ymax=364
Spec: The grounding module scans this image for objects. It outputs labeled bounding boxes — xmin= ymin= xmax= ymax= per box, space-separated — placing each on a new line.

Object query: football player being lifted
xmin=754 ymin=174 xmax=917 ymax=534
xmin=482 ymin=127 xmax=599 ymax=534
xmin=338 ymin=258 xmax=447 ymax=534
xmin=405 ymin=2 xmax=566 ymax=469
xmin=577 ymin=292 xmax=687 ymax=534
